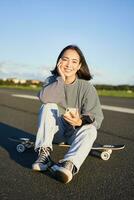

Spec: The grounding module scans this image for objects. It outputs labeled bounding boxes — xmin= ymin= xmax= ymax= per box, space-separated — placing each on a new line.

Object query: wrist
xmin=81 ymin=115 xmax=95 ymax=125
xmin=75 ymin=119 xmax=82 ymax=128
xmin=78 ymin=118 xmax=82 ymax=126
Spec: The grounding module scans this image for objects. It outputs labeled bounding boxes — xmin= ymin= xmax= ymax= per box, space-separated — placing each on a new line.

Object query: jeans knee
xmin=76 ymin=125 xmax=96 ymax=142
xmin=82 ymin=125 xmax=97 ymax=142
xmin=40 ymin=103 xmax=58 ymax=112
xmin=89 ymin=125 xmax=97 ymax=141
xmin=43 ymin=103 xmax=58 ymax=109
xmin=39 ymin=103 xmax=60 ymax=122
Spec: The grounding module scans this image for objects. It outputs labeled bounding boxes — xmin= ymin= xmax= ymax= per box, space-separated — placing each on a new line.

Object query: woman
xmin=32 ymin=45 xmax=104 ymax=183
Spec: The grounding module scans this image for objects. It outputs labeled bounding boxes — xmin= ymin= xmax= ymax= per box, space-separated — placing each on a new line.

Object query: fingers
xmin=64 ymin=109 xmax=79 ymax=118
xmin=63 ymin=112 xmax=81 ymax=126
xmin=57 ymin=58 xmax=62 ymax=73
xmin=57 ymin=59 xmax=62 ymax=72
xmin=70 ymin=110 xmax=79 ymax=118
xmin=68 ymin=112 xmax=74 ymax=118
xmin=63 ymin=115 xmax=76 ymax=126
xmin=57 ymin=58 xmax=65 ymax=81
xmin=63 ymin=115 xmax=82 ymax=126
xmin=57 ymin=58 xmax=62 ymax=67
xmin=63 ymin=115 xmax=72 ymax=122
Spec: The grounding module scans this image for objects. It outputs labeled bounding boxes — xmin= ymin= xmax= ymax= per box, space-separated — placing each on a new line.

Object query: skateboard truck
xmin=91 ymin=149 xmax=112 ymax=161
xmin=16 ymin=138 xmax=34 ymax=153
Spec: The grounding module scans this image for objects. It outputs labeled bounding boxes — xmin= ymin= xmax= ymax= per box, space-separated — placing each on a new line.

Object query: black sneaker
xmin=32 ymin=147 xmax=52 ymax=171
xmin=51 ymin=160 xmax=76 ymax=183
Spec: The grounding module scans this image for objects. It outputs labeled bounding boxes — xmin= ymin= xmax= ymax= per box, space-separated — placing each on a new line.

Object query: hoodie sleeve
xmin=38 ymin=76 xmax=66 ymax=108
xmin=81 ymin=83 xmax=104 ymax=129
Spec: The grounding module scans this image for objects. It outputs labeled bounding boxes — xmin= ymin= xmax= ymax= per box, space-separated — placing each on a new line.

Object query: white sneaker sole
xmin=51 ymin=165 xmax=73 ymax=183
xmin=32 ymin=163 xmax=49 ymax=171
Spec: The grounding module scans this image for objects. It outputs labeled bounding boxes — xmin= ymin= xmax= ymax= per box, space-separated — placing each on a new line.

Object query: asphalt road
xmin=0 ymin=88 xmax=134 ymax=200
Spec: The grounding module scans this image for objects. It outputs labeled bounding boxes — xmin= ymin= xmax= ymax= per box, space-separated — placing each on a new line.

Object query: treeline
xmin=0 ymin=79 xmax=42 ymax=87
xmin=95 ymin=84 xmax=134 ymax=91
xmin=0 ymin=79 xmax=133 ymax=91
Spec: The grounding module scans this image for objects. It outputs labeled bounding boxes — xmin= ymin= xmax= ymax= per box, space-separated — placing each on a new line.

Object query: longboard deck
xmin=55 ymin=143 xmax=125 ymax=150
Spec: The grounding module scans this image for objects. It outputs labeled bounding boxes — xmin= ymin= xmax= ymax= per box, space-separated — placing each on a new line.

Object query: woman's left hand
xmin=63 ymin=110 xmax=82 ymax=127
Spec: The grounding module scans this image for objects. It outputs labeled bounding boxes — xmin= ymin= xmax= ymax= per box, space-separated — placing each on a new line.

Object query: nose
xmin=66 ymin=60 xmax=71 ymax=68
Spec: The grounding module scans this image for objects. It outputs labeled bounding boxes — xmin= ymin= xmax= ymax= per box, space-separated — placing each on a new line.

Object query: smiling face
xmin=59 ymin=49 xmax=81 ymax=81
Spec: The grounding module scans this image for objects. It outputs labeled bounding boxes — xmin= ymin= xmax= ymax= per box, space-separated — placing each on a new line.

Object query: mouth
xmin=64 ymin=69 xmax=73 ymax=72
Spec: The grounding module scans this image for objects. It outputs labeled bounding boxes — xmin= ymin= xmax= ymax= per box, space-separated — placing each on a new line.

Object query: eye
xmin=72 ymin=61 xmax=77 ymax=64
xmin=62 ymin=58 xmax=68 ymax=61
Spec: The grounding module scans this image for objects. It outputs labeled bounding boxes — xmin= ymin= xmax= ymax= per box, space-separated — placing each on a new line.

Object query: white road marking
xmin=101 ymin=105 xmax=134 ymax=114
xmin=12 ymin=94 xmax=38 ymax=100
xmin=12 ymin=94 xmax=134 ymax=114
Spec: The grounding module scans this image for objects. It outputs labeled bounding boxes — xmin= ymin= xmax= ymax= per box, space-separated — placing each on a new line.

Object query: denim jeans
xmin=35 ymin=103 xmax=97 ymax=171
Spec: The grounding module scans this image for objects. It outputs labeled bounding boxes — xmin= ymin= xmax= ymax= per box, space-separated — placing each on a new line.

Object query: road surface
xmin=0 ymin=88 xmax=134 ymax=200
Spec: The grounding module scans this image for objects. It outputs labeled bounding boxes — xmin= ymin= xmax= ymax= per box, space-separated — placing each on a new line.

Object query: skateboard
xmin=58 ymin=143 xmax=125 ymax=161
xmin=9 ymin=137 xmax=125 ymax=161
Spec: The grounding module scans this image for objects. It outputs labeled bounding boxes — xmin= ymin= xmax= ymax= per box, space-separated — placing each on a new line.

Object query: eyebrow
xmin=62 ymin=56 xmax=79 ymax=61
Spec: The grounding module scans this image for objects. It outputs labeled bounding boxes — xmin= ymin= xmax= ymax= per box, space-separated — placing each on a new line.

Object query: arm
xmin=38 ymin=76 xmax=66 ymax=107
xmin=81 ymin=84 xmax=104 ymax=129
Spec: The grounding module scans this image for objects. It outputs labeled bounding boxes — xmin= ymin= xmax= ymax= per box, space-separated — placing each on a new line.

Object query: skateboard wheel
xmin=101 ymin=152 xmax=110 ymax=161
xmin=107 ymin=149 xmax=112 ymax=154
xmin=16 ymin=144 xmax=26 ymax=153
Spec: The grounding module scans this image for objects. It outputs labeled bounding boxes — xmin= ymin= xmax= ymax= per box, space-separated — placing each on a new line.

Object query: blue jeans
xmin=35 ymin=103 xmax=97 ymax=171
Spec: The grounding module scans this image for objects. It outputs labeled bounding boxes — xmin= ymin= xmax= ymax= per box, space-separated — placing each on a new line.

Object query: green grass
xmin=97 ymin=89 xmax=134 ymax=98
xmin=0 ymin=85 xmax=41 ymax=91
xmin=0 ymin=85 xmax=134 ymax=98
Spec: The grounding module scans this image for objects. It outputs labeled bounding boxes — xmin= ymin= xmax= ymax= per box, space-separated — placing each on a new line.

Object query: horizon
xmin=0 ymin=76 xmax=133 ymax=86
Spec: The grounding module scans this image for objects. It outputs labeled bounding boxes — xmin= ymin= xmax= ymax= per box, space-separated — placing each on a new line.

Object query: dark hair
xmin=51 ymin=45 xmax=92 ymax=80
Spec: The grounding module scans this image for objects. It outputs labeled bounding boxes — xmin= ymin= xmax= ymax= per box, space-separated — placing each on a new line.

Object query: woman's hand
xmin=63 ymin=110 xmax=82 ymax=127
xmin=57 ymin=58 xmax=65 ymax=81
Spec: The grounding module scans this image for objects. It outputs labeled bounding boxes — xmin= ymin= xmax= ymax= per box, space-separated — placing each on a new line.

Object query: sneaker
xmin=32 ymin=147 xmax=52 ymax=171
xmin=51 ymin=160 xmax=76 ymax=183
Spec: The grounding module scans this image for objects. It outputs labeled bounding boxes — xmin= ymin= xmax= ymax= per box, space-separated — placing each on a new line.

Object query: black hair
xmin=51 ymin=45 xmax=92 ymax=80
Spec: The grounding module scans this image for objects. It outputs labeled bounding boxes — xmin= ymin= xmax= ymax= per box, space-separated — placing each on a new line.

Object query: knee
xmin=39 ymin=103 xmax=59 ymax=120
xmin=40 ymin=103 xmax=58 ymax=111
xmin=88 ymin=125 xmax=97 ymax=141
xmin=82 ymin=125 xmax=97 ymax=141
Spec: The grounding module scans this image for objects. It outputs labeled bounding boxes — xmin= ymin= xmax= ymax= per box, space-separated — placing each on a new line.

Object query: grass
xmin=97 ymin=89 xmax=134 ymax=98
xmin=0 ymin=85 xmax=41 ymax=91
xmin=0 ymin=85 xmax=134 ymax=98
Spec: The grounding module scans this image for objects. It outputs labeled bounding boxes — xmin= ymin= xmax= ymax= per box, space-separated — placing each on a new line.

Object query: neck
xmin=64 ymin=76 xmax=76 ymax=84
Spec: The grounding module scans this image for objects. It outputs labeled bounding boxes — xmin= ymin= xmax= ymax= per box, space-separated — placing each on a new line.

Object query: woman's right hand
xmin=57 ymin=58 xmax=65 ymax=81
xmin=63 ymin=109 xmax=82 ymax=127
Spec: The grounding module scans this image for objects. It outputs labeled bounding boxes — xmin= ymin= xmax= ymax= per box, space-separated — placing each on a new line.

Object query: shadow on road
xmin=0 ymin=122 xmax=64 ymax=182
xmin=0 ymin=122 xmax=37 ymax=169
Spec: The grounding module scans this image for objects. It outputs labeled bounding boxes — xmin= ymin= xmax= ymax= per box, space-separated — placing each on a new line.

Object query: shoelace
xmin=37 ymin=147 xmax=50 ymax=163
xmin=60 ymin=161 xmax=74 ymax=171
xmin=60 ymin=161 xmax=77 ymax=174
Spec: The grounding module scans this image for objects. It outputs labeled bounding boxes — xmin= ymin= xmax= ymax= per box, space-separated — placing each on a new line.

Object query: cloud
xmin=0 ymin=61 xmax=133 ymax=85
xmin=127 ymin=75 xmax=134 ymax=85
xmin=91 ymin=69 xmax=104 ymax=77
xmin=90 ymin=66 xmax=111 ymax=84
xmin=0 ymin=60 xmax=52 ymax=80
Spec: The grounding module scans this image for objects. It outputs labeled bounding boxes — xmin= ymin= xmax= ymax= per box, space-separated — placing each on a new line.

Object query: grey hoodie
xmin=38 ymin=75 xmax=104 ymax=129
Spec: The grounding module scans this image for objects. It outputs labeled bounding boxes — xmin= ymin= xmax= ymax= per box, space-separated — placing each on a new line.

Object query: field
xmin=97 ymin=89 xmax=134 ymax=98
xmin=0 ymin=85 xmax=134 ymax=98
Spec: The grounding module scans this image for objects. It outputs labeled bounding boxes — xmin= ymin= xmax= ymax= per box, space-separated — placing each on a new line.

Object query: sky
xmin=0 ymin=0 xmax=134 ymax=85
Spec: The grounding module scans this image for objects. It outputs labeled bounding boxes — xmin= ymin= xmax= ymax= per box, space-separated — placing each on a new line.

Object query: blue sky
xmin=0 ymin=0 xmax=134 ymax=85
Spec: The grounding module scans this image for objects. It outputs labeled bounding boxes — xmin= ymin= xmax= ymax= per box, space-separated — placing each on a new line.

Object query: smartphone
xmin=65 ymin=107 xmax=77 ymax=115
